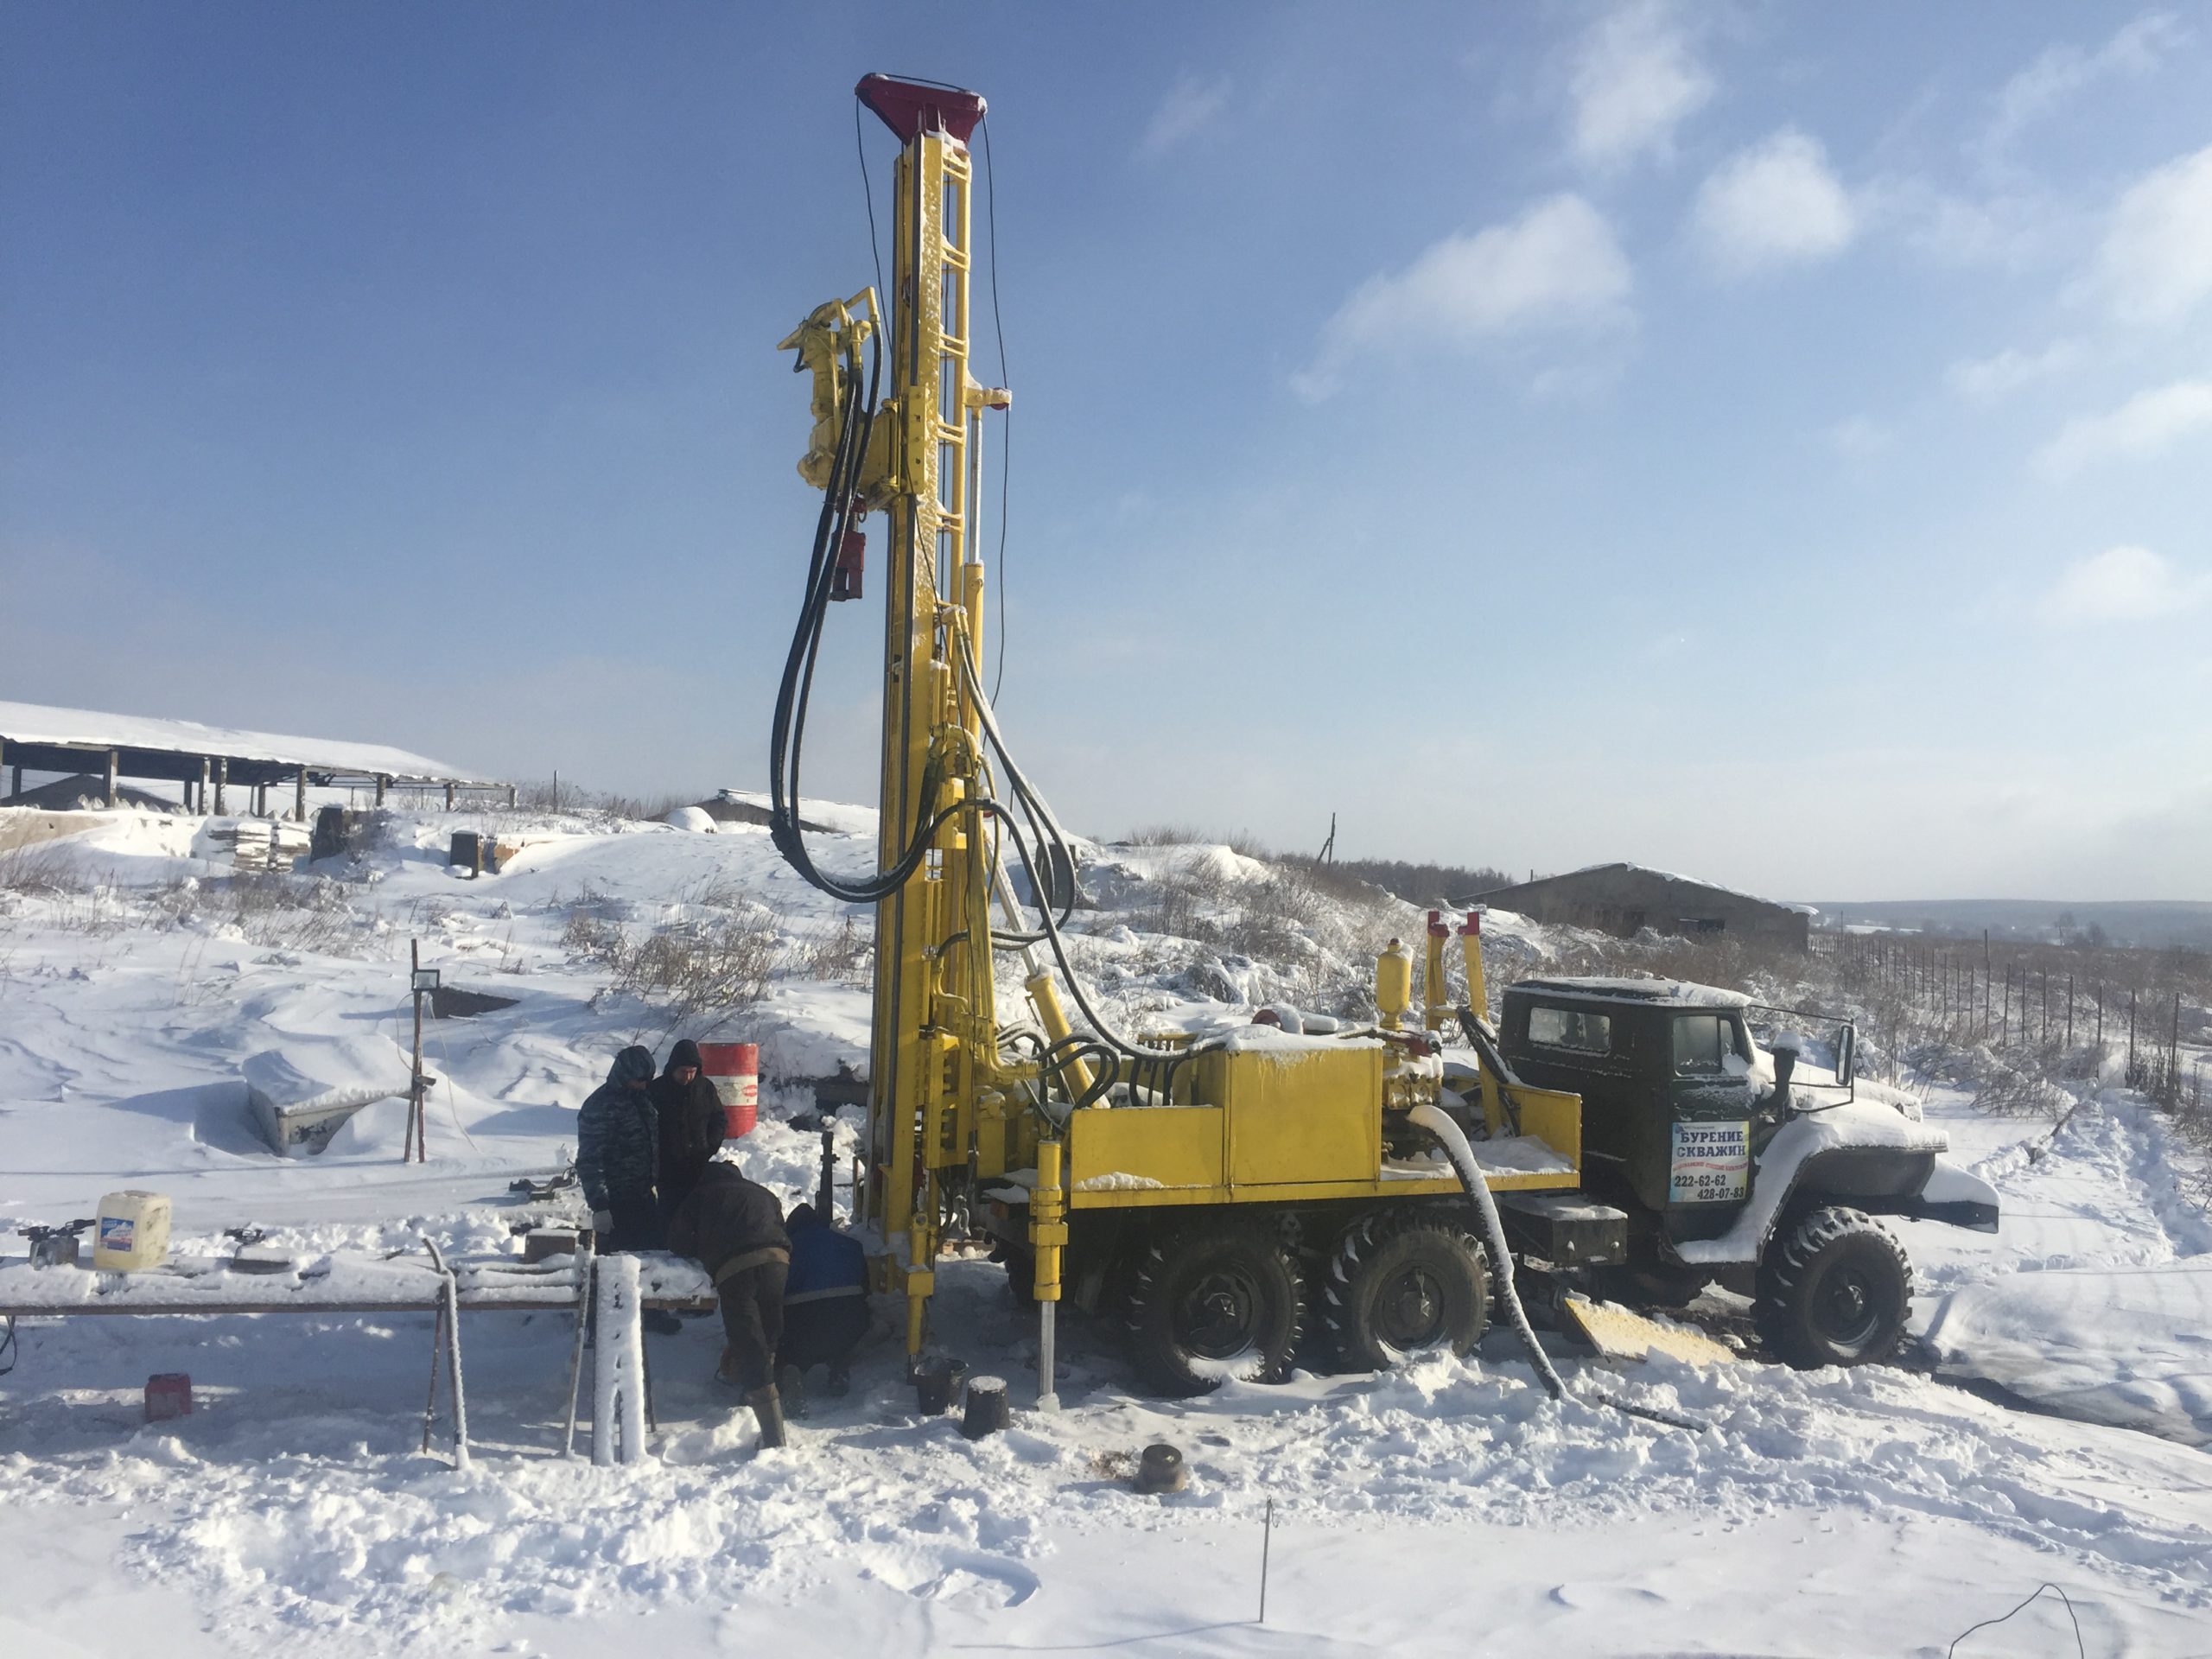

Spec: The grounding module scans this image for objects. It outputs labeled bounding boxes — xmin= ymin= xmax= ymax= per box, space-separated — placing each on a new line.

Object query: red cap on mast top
xmin=856 ymin=73 xmax=988 ymax=145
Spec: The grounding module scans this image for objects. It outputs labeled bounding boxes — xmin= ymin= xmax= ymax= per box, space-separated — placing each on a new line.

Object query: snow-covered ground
xmin=3 ymin=806 xmax=2209 ymax=1656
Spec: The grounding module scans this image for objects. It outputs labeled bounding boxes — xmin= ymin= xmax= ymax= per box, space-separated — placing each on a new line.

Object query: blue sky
xmin=3 ymin=3 xmax=2209 ymax=901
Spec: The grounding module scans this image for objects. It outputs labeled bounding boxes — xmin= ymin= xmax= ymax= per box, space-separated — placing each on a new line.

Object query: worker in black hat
xmin=652 ymin=1037 xmax=728 ymax=1235
xmin=669 ymin=1160 xmax=792 ymax=1448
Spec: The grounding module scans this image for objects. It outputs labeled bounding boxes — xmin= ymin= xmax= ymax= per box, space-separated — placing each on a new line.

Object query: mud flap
xmin=1560 ymin=1293 xmax=1738 ymax=1368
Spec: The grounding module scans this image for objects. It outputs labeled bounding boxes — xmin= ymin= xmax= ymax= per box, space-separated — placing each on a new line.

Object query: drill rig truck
xmin=769 ymin=73 xmax=1630 ymax=1400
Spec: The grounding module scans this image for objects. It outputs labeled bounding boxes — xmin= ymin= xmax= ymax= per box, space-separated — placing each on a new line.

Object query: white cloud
xmin=1944 ymin=340 xmax=2085 ymax=404
xmin=1891 ymin=184 xmax=2063 ymax=270
xmin=1692 ymin=130 xmax=1857 ymax=275
xmin=1982 ymin=12 xmax=2188 ymax=158
xmin=2037 ymin=378 xmax=2212 ymax=475
xmin=1566 ymin=0 xmax=1713 ymax=168
xmin=1296 ymin=194 xmax=1631 ymax=399
xmin=1827 ymin=416 xmax=1891 ymax=461
xmin=1139 ymin=73 xmax=1230 ymax=160
xmin=2038 ymin=544 xmax=2211 ymax=623
xmin=2089 ymin=143 xmax=2212 ymax=325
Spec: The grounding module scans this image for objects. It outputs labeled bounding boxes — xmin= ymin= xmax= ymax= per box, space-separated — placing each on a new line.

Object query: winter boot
xmin=776 ymin=1363 xmax=806 ymax=1420
xmin=745 ymin=1383 xmax=787 ymax=1450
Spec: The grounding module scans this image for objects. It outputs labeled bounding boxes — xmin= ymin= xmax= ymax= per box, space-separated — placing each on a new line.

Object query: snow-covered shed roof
xmin=1465 ymin=862 xmax=1789 ymax=911
xmin=0 ymin=700 xmax=484 ymax=787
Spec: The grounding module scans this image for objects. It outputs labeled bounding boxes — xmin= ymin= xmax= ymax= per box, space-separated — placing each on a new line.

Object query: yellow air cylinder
xmin=1030 ymin=1138 xmax=1065 ymax=1300
xmin=1376 ymin=939 xmax=1413 ymax=1031
xmin=1458 ymin=910 xmax=1490 ymax=1025
xmin=1027 ymin=969 xmax=1097 ymax=1103
xmin=1423 ymin=910 xmax=1450 ymax=1030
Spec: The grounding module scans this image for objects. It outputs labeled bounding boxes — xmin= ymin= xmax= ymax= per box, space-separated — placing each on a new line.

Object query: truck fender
xmin=1671 ymin=1107 xmax=1955 ymax=1269
xmin=1903 ymin=1155 xmax=2000 ymax=1233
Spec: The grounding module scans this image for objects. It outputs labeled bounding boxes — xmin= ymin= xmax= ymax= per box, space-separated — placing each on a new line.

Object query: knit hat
xmin=668 ymin=1038 xmax=703 ymax=1071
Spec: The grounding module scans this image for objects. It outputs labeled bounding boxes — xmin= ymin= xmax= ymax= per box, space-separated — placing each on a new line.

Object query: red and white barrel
xmin=696 ymin=1041 xmax=759 ymax=1137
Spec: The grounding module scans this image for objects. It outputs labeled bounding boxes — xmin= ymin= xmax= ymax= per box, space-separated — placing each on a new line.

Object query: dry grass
xmin=0 ymin=842 xmax=87 ymax=898
xmin=513 ymin=779 xmax=693 ymax=823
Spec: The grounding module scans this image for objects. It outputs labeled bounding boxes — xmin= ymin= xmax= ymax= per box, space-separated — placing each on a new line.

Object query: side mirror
xmin=1836 ymin=1025 xmax=1855 ymax=1087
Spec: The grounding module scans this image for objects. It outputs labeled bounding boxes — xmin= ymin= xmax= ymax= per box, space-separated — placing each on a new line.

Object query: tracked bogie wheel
xmin=1755 ymin=1205 xmax=1911 ymax=1369
xmin=1126 ymin=1220 xmax=1304 ymax=1396
xmin=1321 ymin=1211 xmax=1491 ymax=1373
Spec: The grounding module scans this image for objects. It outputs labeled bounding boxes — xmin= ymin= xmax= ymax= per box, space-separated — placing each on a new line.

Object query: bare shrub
xmin=612 ymin=918 xmax=780 ymax=1038
xmin=566 ymin=878 xmax=786 ymax=1039
xmin=1122 ymin=823 xmax=1206 ymax=847
xmin=0 ymin=842 xmax=86 ymax=897
xmin=1332 ymin=857 xmax=1514 ymax=907
xmin=219 ymin=874 xmax=370 ymax=956
xmin=792 ymin=913 xmax=872 ymax=986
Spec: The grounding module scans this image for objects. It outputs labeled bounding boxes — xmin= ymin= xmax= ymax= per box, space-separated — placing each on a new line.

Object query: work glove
xmin=591 ymin=1209 xmax=614 ymax=1234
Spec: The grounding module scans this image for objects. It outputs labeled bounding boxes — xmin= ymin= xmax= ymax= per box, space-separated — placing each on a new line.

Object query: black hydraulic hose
xmin=770 ymin=333 xmax=957 ymax=908
xmin=764 ymin=319 xmax=1196 ymax=1067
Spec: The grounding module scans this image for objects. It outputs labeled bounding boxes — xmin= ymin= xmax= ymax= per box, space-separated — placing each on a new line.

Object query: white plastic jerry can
xmin=93 ymin=1190 xmax=173 ymax=1270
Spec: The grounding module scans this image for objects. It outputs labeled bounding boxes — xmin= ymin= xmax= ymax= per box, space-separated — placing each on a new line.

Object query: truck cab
xmin=1498 ymin=976 xmax=1999 ymax=1369
xmin=1500 ymin=978 xmax=1765 ymax=1246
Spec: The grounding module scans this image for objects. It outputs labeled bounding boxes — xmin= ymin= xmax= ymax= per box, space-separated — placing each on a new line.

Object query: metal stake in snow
xmin=422 ymin=1238 xmax=471 ymax=1471
xmin=563 ymin=1230 xmax=597 ymax=1459
xmin=591 ymin=1252 xmax=649 ymax=1466
xmin=406 ymin=943 xmax=439 ymax=1164
xmin=1257 ymin=1497 xmax=1273 ymax=1624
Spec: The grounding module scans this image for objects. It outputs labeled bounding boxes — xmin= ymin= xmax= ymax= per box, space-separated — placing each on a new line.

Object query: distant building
xmin=1461 ymin=863 xmax=1811 ymax=952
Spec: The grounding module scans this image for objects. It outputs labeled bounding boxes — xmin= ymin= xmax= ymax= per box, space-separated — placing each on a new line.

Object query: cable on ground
xmin=1946 ymin=1584 xmax=2084 ymax=1657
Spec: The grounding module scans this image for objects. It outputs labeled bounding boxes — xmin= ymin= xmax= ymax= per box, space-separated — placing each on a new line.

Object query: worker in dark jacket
xmin=779 ymin=1202 xmax=869 ymax=1406
xmin=651 ymin=1038 xmax=726 ymax=1233
xmin=669 ymin=1161 xmax=793 ymax=1447
xmin=577 ymin=1046 xmax=659 ymax=1250
xmin=577 ymin=1046 xmax=683 ymax=1335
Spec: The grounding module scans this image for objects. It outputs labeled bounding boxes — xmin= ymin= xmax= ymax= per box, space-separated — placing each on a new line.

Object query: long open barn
xmin=0 ymin=699 xmax=506 ymax=817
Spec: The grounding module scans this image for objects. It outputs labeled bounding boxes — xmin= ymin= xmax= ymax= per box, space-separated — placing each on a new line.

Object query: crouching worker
xmin=779 ymin=1203 xmax=869 ymax=1408
xmin=668 ymin=1160 xmax=791 ymax=1448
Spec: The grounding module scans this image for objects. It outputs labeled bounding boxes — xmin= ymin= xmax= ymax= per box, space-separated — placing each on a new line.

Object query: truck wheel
xmin=1755 ymin=1206 xmax=1910 ymax=1369
xmin=1322 ymin=1212 xmax=1491 ymax=1372
xmin=1126 ymin=1222 xmax=1303 ymax=1396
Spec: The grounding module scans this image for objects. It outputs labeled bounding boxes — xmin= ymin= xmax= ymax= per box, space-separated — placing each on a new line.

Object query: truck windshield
xmin=1529 ymin=1006 xmax=1613 ymax=1054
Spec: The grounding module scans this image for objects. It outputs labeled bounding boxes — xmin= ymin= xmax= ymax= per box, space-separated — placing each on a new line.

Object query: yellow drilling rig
xmin=770 ymin=73 xmax=1627 ymax=1402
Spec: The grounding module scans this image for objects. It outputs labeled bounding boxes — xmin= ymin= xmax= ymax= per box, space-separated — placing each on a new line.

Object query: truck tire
xmin=1755 ymin=1206 xmax=1910 ymax=1369
xmin=1322 ymin=1212 xmax=1491 ymax=1372
xmin=1126 ymin=1221 xmax=1303 ymax=1396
